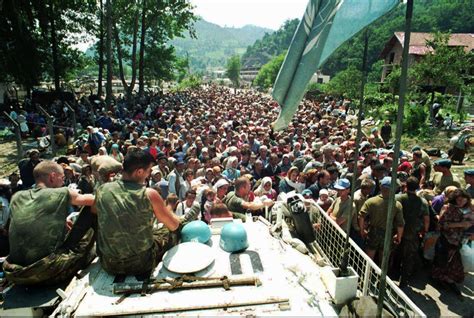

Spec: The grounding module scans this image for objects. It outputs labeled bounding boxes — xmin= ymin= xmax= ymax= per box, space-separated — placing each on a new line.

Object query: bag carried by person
xmin=423 ymin=231 xmax=440 ymax=261
xmin=460 ymin=240 xmax=474 ymax=273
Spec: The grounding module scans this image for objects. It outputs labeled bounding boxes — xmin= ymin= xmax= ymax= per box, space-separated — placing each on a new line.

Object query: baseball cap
xmin=380 ymin=176 xmax=392 ymax=188
xmin=334 ymin=178 xmax=351 ymax=190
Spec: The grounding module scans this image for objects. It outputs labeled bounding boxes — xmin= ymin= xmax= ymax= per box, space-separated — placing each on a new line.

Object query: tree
xmin=136 ymin=0 xmax=196 ymax=96
xmin=113 ymin=0 xmax=140 ymax=101
xmin=0 ymin=1 xmax=96 ymax=95
xmin=226 ymin=55 xmax=241 ymax=92
xmin=42 ymin=0 xmax=97 ymax=91
xmin=411 ymin=32 xmax=469 ymax=92
xmin=253 ymin=53 xmax=285 ymax=89
xmin=325 ymin=65 xmax=363 ymax=99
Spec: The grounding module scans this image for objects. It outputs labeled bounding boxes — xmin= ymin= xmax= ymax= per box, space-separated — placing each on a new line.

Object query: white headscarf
xmin=255 ymin=177 xmax=273 ymax=196
xmin=225 ymin=156 xmax=238 ymax=170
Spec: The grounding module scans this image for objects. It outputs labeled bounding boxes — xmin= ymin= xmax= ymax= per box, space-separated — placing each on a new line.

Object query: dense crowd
xmin=0 ymin=85 xmax=473 ymax=293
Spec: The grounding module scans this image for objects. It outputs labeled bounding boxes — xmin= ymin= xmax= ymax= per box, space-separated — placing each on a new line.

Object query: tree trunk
xmin=114 ymin=9 xmax=139 ymax=103
xmin=105 ymin=0 xmax=113 ymax=109
xmin=138 ymin=0 xmax=147 ymax=97
xmin=114 ymin=22 xmax=129 ymax=92
xmin=50 ymin=2 xmax=60 ymax=92
xmin=128 ymin=12 xmax=139 ymax=101
xmin=97 ymin=0 xmax=104 ymax=98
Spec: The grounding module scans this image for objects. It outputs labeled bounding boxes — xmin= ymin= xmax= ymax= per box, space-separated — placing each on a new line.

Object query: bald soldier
xmin=4 ymin=161 xmax=95 ymax=285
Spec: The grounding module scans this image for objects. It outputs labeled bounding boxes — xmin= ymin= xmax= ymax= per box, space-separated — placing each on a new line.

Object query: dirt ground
xmin=0 ymin=138 xmax=39 ymax=178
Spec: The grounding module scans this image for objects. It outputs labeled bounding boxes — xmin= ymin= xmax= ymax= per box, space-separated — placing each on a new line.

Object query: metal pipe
xmin=377 ymin=0 xmax=413 ymax=316
xmin=339 ymin=28 xmax=369 ymax=275
xmin=3 ymin=111 xmax=23 ymax=160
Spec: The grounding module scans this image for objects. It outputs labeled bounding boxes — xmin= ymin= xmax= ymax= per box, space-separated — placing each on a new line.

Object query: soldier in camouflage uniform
xmin=3 ymin=161 xmax=96 ymax=285
xmin=95 ymin=150 xmax=181 ymax=276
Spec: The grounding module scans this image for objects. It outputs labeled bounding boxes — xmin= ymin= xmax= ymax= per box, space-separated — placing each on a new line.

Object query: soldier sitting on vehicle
xmin=3 ymin=161 xmax=96 ymax=285
xmin=94 ymin=150 xmax=181 ymax=276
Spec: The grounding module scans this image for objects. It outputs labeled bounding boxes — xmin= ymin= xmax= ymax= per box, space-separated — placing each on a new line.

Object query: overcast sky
xmin=190 ymin=0 xmax=308 ymax=30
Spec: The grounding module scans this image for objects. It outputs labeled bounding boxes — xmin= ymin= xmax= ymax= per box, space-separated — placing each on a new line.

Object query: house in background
xmin=310 ymin=71 xmax=330 ymax=84
xmin=379 ymin=32 xmax=474 ymax=82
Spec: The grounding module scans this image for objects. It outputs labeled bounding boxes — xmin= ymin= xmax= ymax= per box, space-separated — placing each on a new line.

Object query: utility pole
xmin=377 ymin=0 xmax=413 ymax=316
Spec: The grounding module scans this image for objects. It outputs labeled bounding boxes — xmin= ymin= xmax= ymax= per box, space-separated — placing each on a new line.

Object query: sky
xmin=190 ymin=0 xmax=308 ymax=30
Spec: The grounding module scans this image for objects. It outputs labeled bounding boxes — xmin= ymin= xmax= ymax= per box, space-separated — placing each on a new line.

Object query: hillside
xmin=85 ymin=18 xmax=272 ymax=74
xmin=241 ymin=19 xmax=298 ymax=69
xmin=171 ymin=19 xmax=273 ymax=72
xmin=241 ymin=0 xmax=474 ymax=76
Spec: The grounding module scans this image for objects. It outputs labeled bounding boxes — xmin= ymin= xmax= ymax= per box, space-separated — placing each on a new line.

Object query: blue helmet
xmin=219 ymin=223 xmax=249 ymax=253
xmin=181 ymin=220 xmax=211 ymax=244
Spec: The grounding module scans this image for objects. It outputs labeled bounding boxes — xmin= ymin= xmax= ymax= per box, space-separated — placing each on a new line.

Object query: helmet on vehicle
xmin=219 ymin=223 xmax=249 ymax=253
xmin=181 ymin=220 xmax=211 ymax=244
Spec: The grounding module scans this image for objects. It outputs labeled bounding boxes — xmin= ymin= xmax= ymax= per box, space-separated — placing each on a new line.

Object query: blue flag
xmin=272 ymin=0 xmax=398 ymax=130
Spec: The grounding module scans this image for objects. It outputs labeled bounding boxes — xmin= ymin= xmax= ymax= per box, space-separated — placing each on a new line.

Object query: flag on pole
xmin=272 ymin=0 xmax=398 ymax=131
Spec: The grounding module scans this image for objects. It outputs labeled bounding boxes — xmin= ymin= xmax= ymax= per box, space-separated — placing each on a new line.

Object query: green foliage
xmin=325 ymin=65 xmax=362 ymax=99
xmin=0 ymin=0 xmax=97 ymax=90
xmin=253 ymin=53 xmax=285 ymax=89
xmin=367 ymin=60 xmax=384 ymax=83
xmin=226 ymin=55 xmax=241 ymax=88
xmin=411 ymin=32 xmax=470 ymax=90
xmin=242 ymin=19 xmax=299 ymax=68
xmin=175 ymin=56 xmax=190 ymax=83
xmin=242 ymin=0 xmax=473 ymax=79
xmin=144 ymin=45 xmax=176 ymax=83
xmin=384 ymin=66 xmax=401 ymax=93
xmin=171 ymin=20 xmax=272 ymax=73
xmin=322 ymin=0 xmax=474 ymax=77
xmin=175 ymin=74 xmax=202 ymax=90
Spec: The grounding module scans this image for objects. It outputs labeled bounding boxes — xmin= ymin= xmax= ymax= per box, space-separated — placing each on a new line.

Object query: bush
xmin=176 ymin=75 xmax=202 ymax=91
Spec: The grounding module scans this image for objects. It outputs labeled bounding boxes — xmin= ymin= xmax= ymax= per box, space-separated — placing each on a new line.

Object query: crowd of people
xmin=0 ymin=85 xmax=473 ymax=295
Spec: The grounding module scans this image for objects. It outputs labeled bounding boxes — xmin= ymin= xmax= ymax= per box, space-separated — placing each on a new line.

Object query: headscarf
xmin=255 ymin=177 xmax=273 ymax=196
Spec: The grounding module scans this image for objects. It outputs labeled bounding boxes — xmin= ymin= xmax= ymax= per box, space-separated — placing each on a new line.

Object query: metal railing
xmin=309 ymin=202 xmax=426 ymax=317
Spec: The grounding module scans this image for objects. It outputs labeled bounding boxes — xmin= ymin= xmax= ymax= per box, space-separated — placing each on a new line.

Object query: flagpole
xmin=377 ymin=0 xmax=413 ymax=316
xmin=339 ymin=28 xmax=369 ymax=275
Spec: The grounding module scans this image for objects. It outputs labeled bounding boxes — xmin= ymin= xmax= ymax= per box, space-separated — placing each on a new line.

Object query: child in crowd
xmin=317 ymin=189 xmax=333 ymax=212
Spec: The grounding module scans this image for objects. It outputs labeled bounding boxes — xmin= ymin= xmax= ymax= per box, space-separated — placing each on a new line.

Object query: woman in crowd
xmin=279 ymin=166 xmax=301 ymax=194
xmin=432 ymin=189 xmax=473 ymax=293
xmin=109 ymin=144 xmax=124 ymax=163
xmin=222 ymin=156 xmax=240 ymax=182
xmin=254 ymin=177 xmax=277 ymax=201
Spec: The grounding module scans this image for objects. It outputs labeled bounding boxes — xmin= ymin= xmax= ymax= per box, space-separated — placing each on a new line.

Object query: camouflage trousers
xmin=3 ymin=229 xmax=95 ymax=286
xmin=101 ymin=224 xmax=183 ymax=277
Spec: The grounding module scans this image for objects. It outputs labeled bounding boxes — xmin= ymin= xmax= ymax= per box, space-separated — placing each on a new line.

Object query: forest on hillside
xmin=241 ymin=0 xmax=474 ymax=76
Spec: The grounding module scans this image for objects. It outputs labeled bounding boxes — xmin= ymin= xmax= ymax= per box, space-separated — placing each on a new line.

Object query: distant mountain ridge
xmin=171 ymin=18 xmax=273 ymax=72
